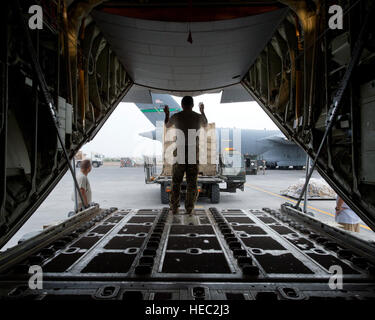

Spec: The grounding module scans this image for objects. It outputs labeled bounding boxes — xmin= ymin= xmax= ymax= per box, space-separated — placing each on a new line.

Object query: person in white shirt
xmin=335 ymin=196 xmax=361 ymax=232
xmin=72 ymin=159 xmax=92 ymax=211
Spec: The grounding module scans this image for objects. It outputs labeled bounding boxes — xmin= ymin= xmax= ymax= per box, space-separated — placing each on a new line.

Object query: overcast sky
xmin=81 ymin=92 xmax=278 ymax=158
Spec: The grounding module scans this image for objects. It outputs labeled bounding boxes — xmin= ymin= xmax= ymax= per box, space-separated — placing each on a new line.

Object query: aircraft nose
xmin=139 ymin=130 xmax=156 ymax=140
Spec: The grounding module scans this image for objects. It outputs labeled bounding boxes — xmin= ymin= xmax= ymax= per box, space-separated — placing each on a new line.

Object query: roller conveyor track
xmin=0 ymin=207 xmax=374 ymax=300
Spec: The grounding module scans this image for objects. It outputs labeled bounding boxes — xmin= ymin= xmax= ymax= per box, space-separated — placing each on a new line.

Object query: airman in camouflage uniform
xmin=164 ymin=96 xmax=207 ymax=214
xmin=170 ymin=163 xmax=199 ymax=214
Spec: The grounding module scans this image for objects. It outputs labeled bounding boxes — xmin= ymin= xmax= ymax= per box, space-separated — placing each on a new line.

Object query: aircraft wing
xmin=258 ymin=135 xmax=295 ymax=145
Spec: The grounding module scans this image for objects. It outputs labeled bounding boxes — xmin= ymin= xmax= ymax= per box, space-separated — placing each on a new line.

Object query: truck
xmin=144 ymin=124 xmax=246 ymax=204
xmin=244 ymin=154 xmax=259 ymax=175
xmin=75 ymin=151 xmax=104 ymax=168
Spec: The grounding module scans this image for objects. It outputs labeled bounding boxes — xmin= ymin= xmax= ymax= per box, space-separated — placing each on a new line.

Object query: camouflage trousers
xmin=170 ymin=163 xmax=199 ymax=214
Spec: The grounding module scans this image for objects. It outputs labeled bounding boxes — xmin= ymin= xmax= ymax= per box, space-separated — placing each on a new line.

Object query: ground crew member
xmin=335 ymin=196 xmax=361 ymax=232
xmin=262 ymin=160 xmax=266 ymax=175
xmin=164 ymin=96 xmax=207 ymax=215
xmin=72 ymin=159 xmax=92 ymax=211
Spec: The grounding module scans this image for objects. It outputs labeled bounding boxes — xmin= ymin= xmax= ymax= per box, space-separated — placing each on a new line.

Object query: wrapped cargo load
xmin=161 ymin=123 xmax=217 ymax=176
xmin=281 ymin=178 xmax=336 ymax=200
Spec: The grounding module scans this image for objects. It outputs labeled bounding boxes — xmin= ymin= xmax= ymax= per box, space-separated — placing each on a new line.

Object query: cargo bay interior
xmin=1 ymin=0 xmax=375 ymax=300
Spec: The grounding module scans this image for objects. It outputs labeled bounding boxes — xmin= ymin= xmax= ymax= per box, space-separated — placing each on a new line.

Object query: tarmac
xmin=2 ymin=166 xmax=374 ymax=250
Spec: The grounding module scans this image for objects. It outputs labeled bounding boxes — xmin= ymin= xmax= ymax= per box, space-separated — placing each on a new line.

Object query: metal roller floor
xmin=0 ymin=206 xmax=374 ymax=300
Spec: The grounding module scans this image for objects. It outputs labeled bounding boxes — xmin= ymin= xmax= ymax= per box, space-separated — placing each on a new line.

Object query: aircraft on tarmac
xmin=135 ymin=93 xmax=306 ymax=168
